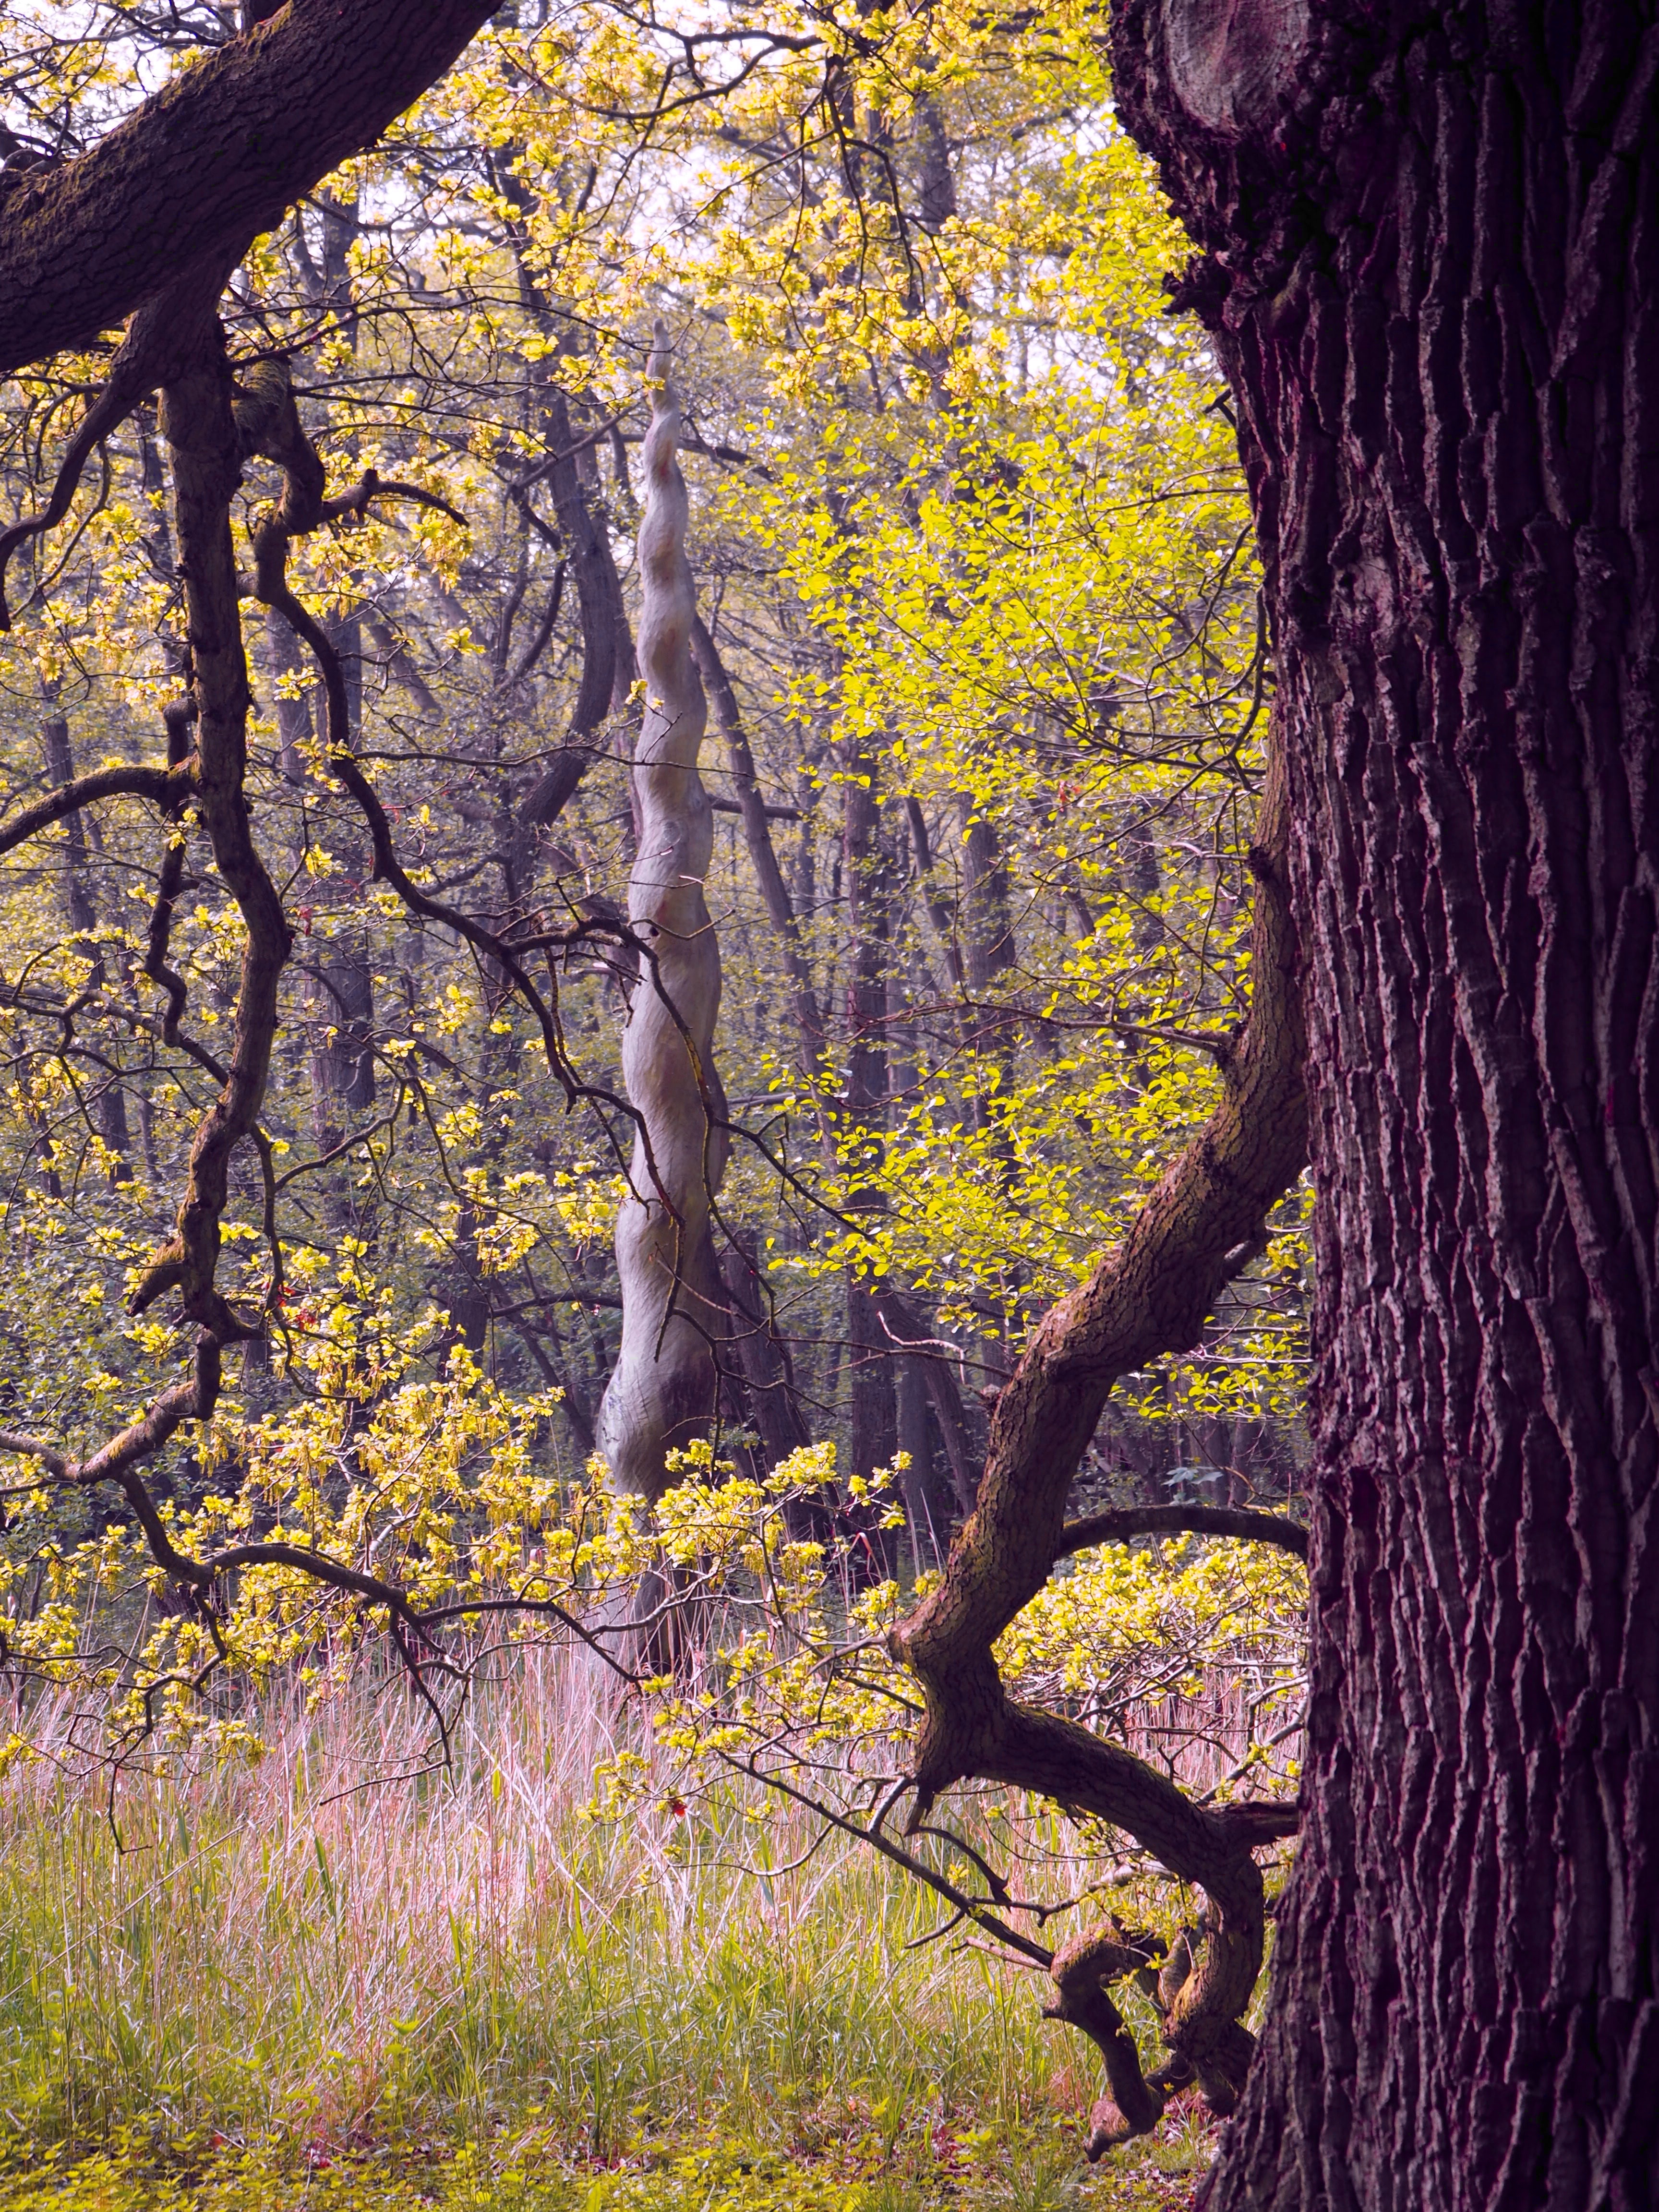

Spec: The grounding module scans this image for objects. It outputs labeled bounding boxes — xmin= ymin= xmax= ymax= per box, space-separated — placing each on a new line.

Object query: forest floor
xmin=0 ymin=1659 xmax=1218 ymax=2211
xmin=0 ymin=2116 xmax=1214 ymax=2212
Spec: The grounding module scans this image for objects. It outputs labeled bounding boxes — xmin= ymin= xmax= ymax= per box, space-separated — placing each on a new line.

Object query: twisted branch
xmin=595 ymin=320 xmax=730 ymax=1503
xmin=890 ymin=711 xmax=1308 ymax=2146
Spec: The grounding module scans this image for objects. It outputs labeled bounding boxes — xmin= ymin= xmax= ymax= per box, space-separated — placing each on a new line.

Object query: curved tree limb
xmin=890 ymin=711 xmax=1308 ymax=2144
xmin=1046 ymin=1928 xmax=1168 ymax=2153
xmin=0 ymin=0 xmax=500 ymax=378
xmin=248 ymin=468 xmax=597 ymax=1108
xmin=127 ymin=330 xmax=294 ymax=1342
xmin=0 ymin=760 xmax=196 ymax=857
xmin=1056 ymin=1503 xmax=1308 ymax=1563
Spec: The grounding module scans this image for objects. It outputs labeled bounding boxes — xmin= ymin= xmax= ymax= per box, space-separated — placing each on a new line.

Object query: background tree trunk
xmin=291 ymin=195 xmax=377 ymax=1171
xmin=594 ymin=325 xmax=728 ymax=1503
xmin=842 ymin=736 xmax=901 ymax=1566
xmin=40 ymin=708 xmax=129 ymax=1177
xmin=1113 ymin=2 xmax=1659 ymax=2203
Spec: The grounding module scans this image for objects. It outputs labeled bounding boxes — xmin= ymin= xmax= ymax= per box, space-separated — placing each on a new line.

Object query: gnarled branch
xmin=0 ymin=759 xmax=195 ymax=857
xmin=890 ymin=709 xmax=1308 ymax=2145
xmin=1056 ymin=1503 xmax=1308 ymax=1563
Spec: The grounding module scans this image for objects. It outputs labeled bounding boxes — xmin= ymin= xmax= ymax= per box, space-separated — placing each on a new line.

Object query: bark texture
xmin=1111 ymin=4 xmax=1659 ymax=2206
xmin=595 ymin=325 xmax=729 ymax=1502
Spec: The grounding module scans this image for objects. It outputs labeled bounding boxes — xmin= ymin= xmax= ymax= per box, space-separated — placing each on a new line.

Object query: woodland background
xmin=0 ymin=3 xmax=1310 ymax=2205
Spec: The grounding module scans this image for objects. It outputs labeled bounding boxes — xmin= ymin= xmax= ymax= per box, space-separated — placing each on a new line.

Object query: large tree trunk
xmin=1112 ymin=3 xmax=1659 ymax=2204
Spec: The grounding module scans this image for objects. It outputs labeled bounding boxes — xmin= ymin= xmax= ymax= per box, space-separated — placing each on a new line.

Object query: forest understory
xmin=0 ymin=1 xmax=1317 ymax=2205
xmin=0 ymin=1657 xmax=1257 ymax=2212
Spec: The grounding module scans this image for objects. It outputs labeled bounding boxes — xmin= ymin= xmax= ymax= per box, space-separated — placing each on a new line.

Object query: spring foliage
xmin=0 ymin=0 xmax=1307 ymax=2167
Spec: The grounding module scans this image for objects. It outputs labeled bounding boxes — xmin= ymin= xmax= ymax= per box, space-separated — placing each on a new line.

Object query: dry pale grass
xmin=0 ymin=1650 xmax=1100 ymax=2160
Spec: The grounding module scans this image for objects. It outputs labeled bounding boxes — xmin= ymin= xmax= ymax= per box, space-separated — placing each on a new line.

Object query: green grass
xmin=0 ymin=1659 xmax=1214 ymax=2208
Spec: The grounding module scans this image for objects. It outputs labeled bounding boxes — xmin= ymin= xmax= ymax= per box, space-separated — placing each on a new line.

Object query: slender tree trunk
xmin=896 ymin=1354 xmax=955 ymax=1565
xmin=41 ymin=709 xmax=130 ymax=1176
xmin=842 ymin=737 xmax=899 ymax=1516
xmin=494 ymin=154 xmax=638 ymax=836
xmin=1114 ymin=3 xmax=1659 ymax=2204
xmin=962 ymin=811 xmax=1013 ymax=1003
xmin=693 ymin=615 xmax=974 ymax=1538
xmin=263 ymin=607 xmax=373 ymax=1170
xmin=691 ymin=613 xmax=829 ymax=1089
xmin=519 ymin=374 xmax=637 ymax=828
xmin=293 ymin=194 xmax=376 ymax=1163
xmin=594 ymin=326 xmax=728 ymax=1503
xmin=846 ymin=1277 xmax=898 ymax=1479
xmin=720 ymin=1233 xmax=840 ymax=1541
xmin=843 ymin=739 xmax=891 ymax=1137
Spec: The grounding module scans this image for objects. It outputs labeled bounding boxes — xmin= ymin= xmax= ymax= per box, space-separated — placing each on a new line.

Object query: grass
xmin=0 ymin=1655 xmax=1215 ymax=2209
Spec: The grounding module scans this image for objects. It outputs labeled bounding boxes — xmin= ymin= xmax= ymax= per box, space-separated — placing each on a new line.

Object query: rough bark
xmin=594 ymin=325 xmax=729 ymax=1503
xmin=1111 ymin=3 xmax=1659 ymax=2205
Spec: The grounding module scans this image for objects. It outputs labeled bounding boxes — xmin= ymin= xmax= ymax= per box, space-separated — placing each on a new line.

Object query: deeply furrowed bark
xmin=891 ymin=721 xmax=1307 ymax=2143
xmin=595 ymin=326 xmax=729 ymax=1503
xmin=1109 ymin=2 xmax=1659 ymax=2204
